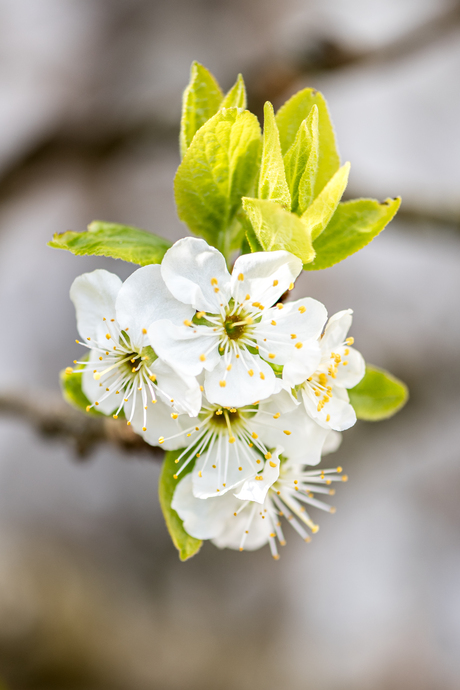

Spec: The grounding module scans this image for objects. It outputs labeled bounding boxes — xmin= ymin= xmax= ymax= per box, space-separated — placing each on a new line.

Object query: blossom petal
xmin=115 ymin=264 xmax=194 ymax=344
xmin=172 ymin=473 xmax=240 ymax=540
xmin=192 ymin=437 xmax=258 ymax=499
xmin=151 ymin=359 xmax=202 ymax=416
xmin=82 ymin=352 xmax=118 ymax=414
xmin=204 ymin=350 xmax=277 ymax=407
xmin=334 ymin=346 xmax=365 ymax=388
xmin=234 ymin=452 xmax=282 ymax=504
xmin=321 ymin=309 xmax=353 ymax=351
xmin=212 ymin=504 xmax=272 ymax=551
xmin=322 ymin=430 xmax=342 ymax=455
xmin=70 ymin=269 xmax=122 ymax=341
xmin=131 ymin=399 xmax=191 ymax=450
xmin=161 ymin=237 xmax=231 ymax=313
xmin=301 ymin=385 xmax=356 ymax=431
xmin=231 ymin=250 xmax=302 ymax=308
xmin=148 ymin=320 xmax=221 ymax=376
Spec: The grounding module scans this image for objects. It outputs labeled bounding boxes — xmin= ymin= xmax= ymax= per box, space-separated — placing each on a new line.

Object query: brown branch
xmin=0 ymin=391 xmax=162 ymax=460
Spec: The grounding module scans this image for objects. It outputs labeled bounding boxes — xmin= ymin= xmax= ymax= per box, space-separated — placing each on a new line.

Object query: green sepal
xmin=349 ymin=364 xmax=409 ymax=421
xmin=301 ymin=162 xmax=350 ymax=241
xmin=258 ymin=102 xmax=291 ymax=210
xmin=175 ymin=108 xmax=261 ymax=253
xmin=242 ymin=197 xmax=315 ymax=264
xmin=283 ymin=104 xmax=319 ymax=214
xmin=276 ymin=88 xmax=340 ymax=197
xmin=179 ymin=61 xmax=223 ymax=159
xmin=159 ymin=449 xmax=202 ymax=561
xmin=304 ymin=197 xmax=401 ymax=271
xmin=48 ymin=221 xmax=171 ymax=266
xmin=221 ymin=73 xmax=246 ymax=109
xmin=60 ymin=363 xmax=102 ymax=417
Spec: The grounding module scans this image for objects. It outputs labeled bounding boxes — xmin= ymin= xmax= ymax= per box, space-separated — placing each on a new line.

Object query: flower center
xmin=223 ymin=312 xmax=252 ymax=341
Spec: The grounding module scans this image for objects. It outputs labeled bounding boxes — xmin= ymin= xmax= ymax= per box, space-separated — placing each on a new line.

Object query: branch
xmin=0 ymin=390 xmax=162 ymax=460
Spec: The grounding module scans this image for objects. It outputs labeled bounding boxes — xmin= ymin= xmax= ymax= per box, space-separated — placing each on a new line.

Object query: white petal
xmin=192 ymin=438 xmax=257 ymax=499
xmin=148 ymin=320 xmax=221 ymax=376
xmin=161 ymin=237 xmax=231 ymax=313
xmin=282 ymin=344 xmax=322 ymax=387
xmin=322 ymin=430 xmax=342 ymax=455
xmin=301 ymin=385 xmax=356 ymax=432
xmin=115 ymin=264 xmax=194 ymax=344
xmin=334 ymin=347 xmax=365 ymax=388
xmin=321 ymin=309 xmax=353 ymax=351
xmin=70 ymin=269 xmax=122 ymax=341
xmin=81 ymin=354 xmax=118 ymax=415
xmin=234 ymin=451 xmax=282 ymax=504
xmin=212 ymin=503 xmax=272 ymax=551
xmin=231 ymin=250 xmax=302 ymax=308
xmin=131 ymin=399 xmax=191 ymax=450
xmin=151 ymin=359 xmax=202 ymax=416
xmin=172 ymin=473 xmax=240 ymax=540
xmin=204 ymin=351 xmax=277 ymax=407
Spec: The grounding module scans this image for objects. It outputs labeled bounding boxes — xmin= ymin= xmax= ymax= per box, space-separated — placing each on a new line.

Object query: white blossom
xmin=69 ymin=267 xmax=202 ymax=431
xmin=148 ymin=237 xmax=327 ymax=408
xmin=284 ymin=309 xmax=365 ymax=431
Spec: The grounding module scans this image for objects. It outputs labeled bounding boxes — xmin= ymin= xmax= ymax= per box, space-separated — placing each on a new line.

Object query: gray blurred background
xmin=0 ymin=0 xmax=459 ymax=688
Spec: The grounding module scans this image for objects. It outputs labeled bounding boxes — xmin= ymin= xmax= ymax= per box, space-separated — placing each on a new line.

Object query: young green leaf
xmin=304 ymin=197 xmax=401 ymax=271
xmin=276 ymin=88 xmax=340 ymax=197
xmin=60 ymin=364 xmax=102 ymax=416
xmin=283 ymin=104 xmax=319 ymax=215
xmin=159 ymin=449 xmax=202 ymax=561
xmin=258 ymin=102 xmax=291 ymax=210
xmin=175 ymin=108 xmax=261 ymax=252
xmin=221 ymin=73 xmax=246 ymax=109
xmin=48 ymin=221 xmax=171 ymax=266
xmin=179 ymin=61 xmax=223 ymax=158
xmin=348 ymin=364 xmax=408 ymax=421
xmin=242 ymin=197 xmax=315 ymax=264
xmin=301 ymin=162 xmax=350 ymax=241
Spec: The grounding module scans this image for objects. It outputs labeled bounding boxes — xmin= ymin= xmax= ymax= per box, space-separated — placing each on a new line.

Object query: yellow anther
xmin=158 ymin=437 xmax=165 ymax=444
xmin=105 ymin=334 xmax=111 ymax=340
xmin=260 ymin=372 xmax=265 ymax=380
xmin=277 ymin=303 xmax=283 ymax=309
xmin=196 ymin=453 xmax=201 ymax=458
xmin=219 ymin=380 xmax=226 ymax=388
xmin=318 ymin=373 xmax=328 ymax=386
xmin=86 ymin=337 xmax=91 ymax=341
xmin=200 ymin=354 xmax=206 ymax=362
xmin=344 ymin=348 xmax=350 ymax=356
xmin=142 ymin=328 xmax=147 ymax=334
xmin=183 ymin=319 xmax=192 ymax=327
xmin=269 ymin=461 xmax=277 ymax=468
xmin=229 ymin=436 xmax=236 ymax=444
xmin=271 ymin=320 xmax=277 ymax=326
xmin=93 ymin=372 xmax=102 ymax=381
xmin=346 ymin=337 xmax=354 ymax=345
xmin=244 ymin=316 xmax=253 ymax=324
xmin=238 ymin=466 xmax=243 ymax=471
xmin=175 ymin=458 xmax=179 ymax=463
xmin=273 ymin=279 xmax=279 ymax=287
xmin=142 ymin=426 xmax=147 ymax=431
xmin=251 ymin=432 xmax=258 ymax=439
xmin=238 ymin=273 xmax=244 ymax=281
xmin=226 ymin=364 xmax=232 ymax=371
xmin=295 ymin=342 xmax=303 ymax=349
xmin=343 ymin=361 xmax=348 ymax=366
xmin=283 ymin=430 xmax=291 ymax=435
xmin=264 ymin=452 xmax=272 ymax=460
xmin=342 ymin=475 xmax=348 ymax=482
xmin=256 ymin=476 xmax=263 ymax=481
xmin=326 ymin=414 xmax=331 ymax=422
xmin=85 ymin=405 xmax=91 ymax=412
xmin=248 ymin=369 xmax=254 ymax=377
xmin=210 ymin=277 xmax=218 ymax=286
xmin=113 ymin=414 xmax=118 ymax=419
xmin=173 ymin=474 xmax=178 ymax=479
xmin=273 ymin=412 xmax=280 ymax=419
xmin=298 ymin=305 xmax=306 ymax=314
xmin=65 ymin=367 xmax=73 ymax=375
xmin=200 ymin=385 xmax=204 ymax=391
xmin=196 ymin=311 xmax=205 ymax=319
xmin=311 ymin=525 xmax=319 ymax=534
xmin=268 ymin=353 xmax=276 ymax=359
xmin=171 ymin=413 xmax=178 ymax=419
xmin=289 ymin=282 xmax=294 ymax=290
xmin=314 ymin=390 xmax=321 ymax=397
xmin=198 ymin=471 xmax=202 ymax=477
xmin=214 ymin=287 xmax=219 ymax=293
xmin=149 ymin=374 xmax=156 ymax=381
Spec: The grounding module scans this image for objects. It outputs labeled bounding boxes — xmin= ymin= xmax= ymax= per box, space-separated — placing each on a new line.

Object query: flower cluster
xmin=69 ymin=237 xmax=365 ymax=558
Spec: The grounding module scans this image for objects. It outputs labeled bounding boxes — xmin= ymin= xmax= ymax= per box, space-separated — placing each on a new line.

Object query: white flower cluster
xmin=70 ymin=237 xmax=365 ymax=558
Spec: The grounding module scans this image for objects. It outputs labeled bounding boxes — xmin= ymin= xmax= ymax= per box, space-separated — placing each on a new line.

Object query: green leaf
xmin=276 ymin=88 xmax=340 ymax=197
xmin=221 ymin=73 xmax=246 ymax=109
xmin=301 ymin=162 xmax=350 ymax=241
xmin=179 ymin=61 xmax=223 ymax=158
xmin=283 ymin=104 xmax=319 ymax=215
xmin=48 ymin=221 xmax=171 ymax=266
xmin=60 ymin=363 xmax=102 ymax=416
xmin=349 ymin=364 xmax=408 ymax=421
xmin=258 ymin=102 xmax=291 ymax=210
xmin=304 ymin=197 xmax=401 ymax=271
xmin=242 ymin=197 xmax=315 ymax=264
xmin=159 ymin=449 xmax=202 ymax=561
xmin=175 ymin=108 xmax=261 ymax=252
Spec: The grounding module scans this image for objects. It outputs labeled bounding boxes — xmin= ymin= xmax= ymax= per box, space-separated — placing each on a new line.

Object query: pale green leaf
xmin=301 ymin=162 xmax=350 ymax=241
xmin=349 ymin=364 xmax=408 ymax=421
xmin=175 ymin=108 xmax=261 ymax=251
xmin=221 ymin=73 xmax=246 ymax=109
xmin=304 ymin=197 xmax=401 ymax=271
xmin=179 ymin=61 xmax=223 ymax=158
xmin=283 ymin=104 xmax=319 ymax=214
xmin=48 ymin=221 xmax=171 ymax=266
xmin=60 ymin=363 xmax=102 ymax=416
xmin=258 ymin=102 xmax=291 ymax=210
xmin=242 ymin=197 xmax=315 ymax=264
xmin=159 ymin=449 xmax=202 ymax=561
xmin=276 ymin=88 xmax=340 ymax=197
